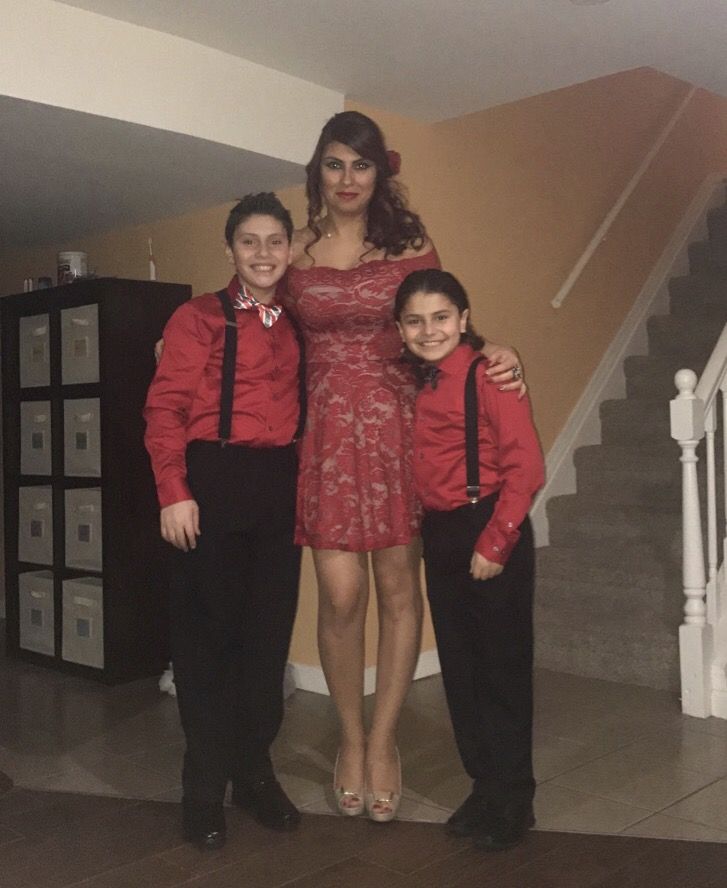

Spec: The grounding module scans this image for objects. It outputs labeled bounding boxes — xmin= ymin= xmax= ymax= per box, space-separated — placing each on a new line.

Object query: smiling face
xmin=396 ymin=290 xmax=468 ymax=364
xmin=319 ymin=141 xmax=377 ymax=217
xmin=225 ymin=213 xmax=292 ymax=303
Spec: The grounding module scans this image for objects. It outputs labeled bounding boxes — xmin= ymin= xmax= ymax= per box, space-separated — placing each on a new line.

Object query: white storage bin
xmin=18 ymin=486 xmax=53 ymax=564
xmin=61 ymin=303 xmax=99 ymax=384
xmin=19 ymin=314 xmax=50 ymax=388
xmin=65 ymin=487 xmax=102 ymax=571
xmin=19 ymin=570 xmax=55 ymax=655
xmin=62 ymin=577 xmax=103 ymax=668
xmin=20 ymin=401 xmax=52 ymax=475
xmin=64 ymin=398 xmax=101 ymax=476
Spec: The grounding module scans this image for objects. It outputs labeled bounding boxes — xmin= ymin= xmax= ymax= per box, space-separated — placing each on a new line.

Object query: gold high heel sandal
xmin=365 ymin=749 xmax=401 ymax=823
xmin=333 ymin=752 xmax=365 ymax=817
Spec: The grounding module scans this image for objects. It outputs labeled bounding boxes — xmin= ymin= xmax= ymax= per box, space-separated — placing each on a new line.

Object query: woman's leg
xmin=367 ymin=540 xmax=423 ymax=809
xmin=313 ymin=548 xmax=369 ymax=803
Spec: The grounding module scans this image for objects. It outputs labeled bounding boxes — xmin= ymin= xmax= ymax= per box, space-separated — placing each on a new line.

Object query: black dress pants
xmin=422 ymin=496 xmax=535 ymax=806
xmin=169 ymin=441 xmax=301 ymax=809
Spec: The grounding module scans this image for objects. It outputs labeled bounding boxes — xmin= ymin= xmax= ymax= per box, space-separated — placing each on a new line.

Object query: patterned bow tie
xmin=233 ymin=285 xmax=282 ymax=328
xmin=421 ymin=364 xmax=441 ymax=389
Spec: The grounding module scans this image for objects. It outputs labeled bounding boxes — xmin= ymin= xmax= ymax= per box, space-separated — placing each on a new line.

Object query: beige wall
xmin=3 ymin=67 xmax=727 ymax=670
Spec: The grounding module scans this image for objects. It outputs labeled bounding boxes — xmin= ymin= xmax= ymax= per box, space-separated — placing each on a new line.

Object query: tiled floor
xmin=3 ymin=641 xmax=727 ymax=847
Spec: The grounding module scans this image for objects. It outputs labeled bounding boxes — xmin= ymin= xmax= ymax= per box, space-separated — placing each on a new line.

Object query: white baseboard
xmin=531 ymin=173 xmax=727 ymax=548
xmin=289 ymin=646 xmax=441 ymax=697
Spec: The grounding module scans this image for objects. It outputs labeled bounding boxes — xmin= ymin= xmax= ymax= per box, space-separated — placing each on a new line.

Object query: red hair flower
xmin=386 ymin=149 xmax=401 ymax=176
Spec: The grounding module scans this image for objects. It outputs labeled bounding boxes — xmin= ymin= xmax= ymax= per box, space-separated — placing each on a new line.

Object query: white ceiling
xmin=5 ymin=0 xmax=727 ymax=252
xmin=51 ymin=0 xmax=727 ymax=121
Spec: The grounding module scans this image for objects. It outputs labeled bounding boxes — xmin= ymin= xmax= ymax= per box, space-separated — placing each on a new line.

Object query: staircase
xmin=535 ymin=201 xmax=727 ymax=691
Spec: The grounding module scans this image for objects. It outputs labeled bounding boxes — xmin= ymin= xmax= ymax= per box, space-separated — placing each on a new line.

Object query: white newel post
xmin=671 ymin=369 xmax=712 ymax=717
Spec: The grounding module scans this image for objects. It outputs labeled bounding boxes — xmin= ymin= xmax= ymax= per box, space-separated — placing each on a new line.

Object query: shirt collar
xmin=434 ymin=343 xmax=479 ymax=376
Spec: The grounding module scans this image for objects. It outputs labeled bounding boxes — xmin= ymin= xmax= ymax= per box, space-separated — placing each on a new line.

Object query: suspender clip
xmin=466 ymin=485 xmax=480 ymax=503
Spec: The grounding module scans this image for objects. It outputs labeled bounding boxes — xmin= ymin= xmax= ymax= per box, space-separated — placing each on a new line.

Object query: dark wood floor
xmin=0 ymin=784 xmax=725 ymax=888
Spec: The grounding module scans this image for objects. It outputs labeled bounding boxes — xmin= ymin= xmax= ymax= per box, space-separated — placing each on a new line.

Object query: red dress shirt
xmin=413 ymin=344 xmax=544 ymax=565
xmin=144 ymin=276 xmax=300 ymax=508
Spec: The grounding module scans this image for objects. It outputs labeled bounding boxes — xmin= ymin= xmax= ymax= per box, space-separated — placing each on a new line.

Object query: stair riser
xmin=534 ymin=628 xmax=679 ymax=691
xmin=647 ymin=321 xmax=721 ymax=357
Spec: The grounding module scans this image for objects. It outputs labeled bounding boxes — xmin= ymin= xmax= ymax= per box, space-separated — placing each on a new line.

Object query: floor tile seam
xmin=618 ymin=807 xmax=727 ymax=839
xmin=537 ymin=782 xmax=655 ymax=821
xmin=645 ymin=775 xmax=727 ymax=827
xmin=546 ymin=759 xmax=720 ymax=798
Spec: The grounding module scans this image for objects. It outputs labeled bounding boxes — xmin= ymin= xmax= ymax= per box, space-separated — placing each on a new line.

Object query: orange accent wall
xmin=2 ymin=67 xmax=727 ymax=672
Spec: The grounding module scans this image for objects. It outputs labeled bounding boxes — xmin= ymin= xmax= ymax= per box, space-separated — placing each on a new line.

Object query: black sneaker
xmin=473 ymin=801 xmax=535 ymax=852
xmin=231 ymin=776 xmax=301 ymax=831
xmin=182 ymin=802 xmax=226 ymax=850
xmin=445 ymin=792 xmax=489 ymax=837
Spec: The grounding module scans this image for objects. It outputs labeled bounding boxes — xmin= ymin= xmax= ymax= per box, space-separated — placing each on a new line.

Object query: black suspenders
xmin=464 ymin=355 xmax=486 ymax=503
xmin=214 ymin=289 xmax=306 ymax=445
xmin=215 ymin=290 xmax=238 ymax=443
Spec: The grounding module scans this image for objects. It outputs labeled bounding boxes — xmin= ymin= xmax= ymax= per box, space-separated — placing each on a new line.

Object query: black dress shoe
xmin=473 ymin=801 xmax=535 ymax=852
xmin=182 ymin=803 xmax=227 ymax=850
xmin=232 ymin=777 xmax=301 ymax=831
xmin=445 ymin=792 xmax=489 ymax=837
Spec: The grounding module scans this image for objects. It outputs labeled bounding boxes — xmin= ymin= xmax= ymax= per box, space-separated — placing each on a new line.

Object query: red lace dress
xmin=284 ymin=249 xmax=440 ymax=551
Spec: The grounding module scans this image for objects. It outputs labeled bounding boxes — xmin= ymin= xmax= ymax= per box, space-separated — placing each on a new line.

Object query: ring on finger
xmin=512 ymin=365 xmax=523 ymax=381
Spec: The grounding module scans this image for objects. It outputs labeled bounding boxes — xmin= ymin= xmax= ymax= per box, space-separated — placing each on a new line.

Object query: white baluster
xmin=705 ymin=402 xmax=717 ymax=626
xmin=671 ymin=369 xmax=712 ymax=716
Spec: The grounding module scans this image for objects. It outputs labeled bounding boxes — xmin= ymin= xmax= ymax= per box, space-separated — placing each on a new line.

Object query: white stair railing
xmin=671 ymin=323 xmax=727 ymax=716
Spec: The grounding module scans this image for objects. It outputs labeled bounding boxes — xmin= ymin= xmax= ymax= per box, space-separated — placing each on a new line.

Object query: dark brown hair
xmin=305 ymin=111 xmax=427 ymax=258
xmin=394 ymin=268 xmax=485 ymax=351
xmin=224 ymin=192 xmax=293 ymax=246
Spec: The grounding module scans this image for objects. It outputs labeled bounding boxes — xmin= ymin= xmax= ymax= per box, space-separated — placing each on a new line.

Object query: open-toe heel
xmin=365 ymin=748 xmax=401 ymax=823
xmin=333 ymin=752 xmax=365 ymax=817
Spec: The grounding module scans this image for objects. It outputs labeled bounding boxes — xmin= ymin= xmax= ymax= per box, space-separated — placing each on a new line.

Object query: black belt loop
xmin=215 ymin=288 xmax=237 ymax=444
xmin=465 ymin=356 xmax=486 ymax=503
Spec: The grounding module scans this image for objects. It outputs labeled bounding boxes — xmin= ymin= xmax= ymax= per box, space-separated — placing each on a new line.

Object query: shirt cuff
xmin=475 ymin=523 xmax=521 ymax=566
xmin=157 ymin=477 xmax=193 ymax=509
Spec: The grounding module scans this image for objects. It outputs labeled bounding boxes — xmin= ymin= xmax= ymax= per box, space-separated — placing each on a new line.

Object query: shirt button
xmin=492 ymin=545 xmax=500 ymax=553
xmin=507 ymin=522 xmax=514 ymax=529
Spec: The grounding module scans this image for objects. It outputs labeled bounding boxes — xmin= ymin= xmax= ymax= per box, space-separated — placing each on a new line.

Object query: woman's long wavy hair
xmin=305 ymin=111 xmax=427 ymax=259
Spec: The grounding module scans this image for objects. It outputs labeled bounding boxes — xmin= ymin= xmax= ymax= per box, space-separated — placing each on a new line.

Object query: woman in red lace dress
xmin=285 ymin=111 xmax=523 ymax=821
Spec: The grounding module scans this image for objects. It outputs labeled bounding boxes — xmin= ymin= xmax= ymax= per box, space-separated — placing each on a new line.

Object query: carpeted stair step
xmin=533 ymin=619 xmax=679 ymax=690
xmin=536 ymin=541 xmax=680 ymax=587
xmin=546 ymin=495 xmax=681 ymax=549
xmin=669 ymin=273 xmax=727 ymax=319
xmin=624 ymin=354 xmax=707 ymax=400
xmin=647 ymin=314 xmax=722 ymax=357
xmin=599 ymin=398 xmax=670 ymax=444
xmin=573 ymin=443 xmax=684 ymax=508
xmin=688 ymin=241 xmax=727 ymax=274
xmin=707 ymin=204 xmax=727 ymax=244
xmin=535 ymin=575 xmax=680 ymax=633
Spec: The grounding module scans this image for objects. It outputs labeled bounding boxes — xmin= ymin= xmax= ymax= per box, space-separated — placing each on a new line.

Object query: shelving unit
xmin=1 ymin=278 xmax=190 ymax=681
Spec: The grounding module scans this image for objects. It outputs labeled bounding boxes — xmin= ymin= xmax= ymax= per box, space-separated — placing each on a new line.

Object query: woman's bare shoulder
xmin=397 ymin=237 xmax=436 ymax=260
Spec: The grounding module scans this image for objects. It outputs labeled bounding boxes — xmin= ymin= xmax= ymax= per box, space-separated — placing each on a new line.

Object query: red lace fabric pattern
xmin=284 ymin=249 xmax=440 ymax=551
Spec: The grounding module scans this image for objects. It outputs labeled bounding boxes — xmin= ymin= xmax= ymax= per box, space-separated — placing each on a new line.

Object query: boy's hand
xmin=161 ymin=500 xmax=200 ymax=551
xmin=470 ymin=551 xmax=504 ymax=581
xmin=483 ymin=343 xmax=527 ymax=398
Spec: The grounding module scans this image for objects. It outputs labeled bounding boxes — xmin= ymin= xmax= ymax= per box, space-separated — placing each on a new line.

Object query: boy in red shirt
xmin=394 ymin=268 xmax=544 ymax=852
xmin=145 ymin=193 xmax=303 ymax=849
